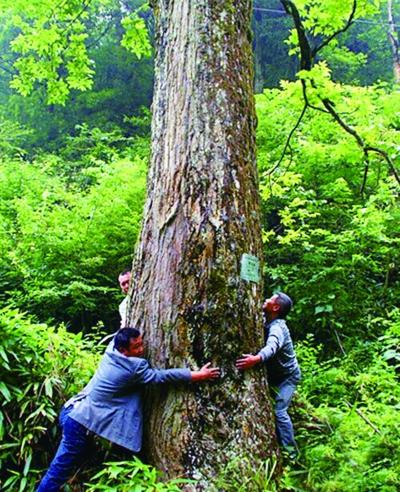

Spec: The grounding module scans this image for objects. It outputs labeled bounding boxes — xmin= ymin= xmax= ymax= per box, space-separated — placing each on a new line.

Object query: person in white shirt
xmin=99 ymin=269 xmax=132 ymax=346
xmin=118 ymin=269 xmax=131 ymax=327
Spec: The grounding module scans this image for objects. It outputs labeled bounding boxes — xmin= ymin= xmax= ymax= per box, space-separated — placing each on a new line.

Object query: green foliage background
xmin=0 ymin=308 xmax=99 ymax=491
xmin=255 ymin=79 xmax=400 ymax=492
xmin=0 ymin=0 xmax=399 ymax=490
xmin=0 ymin=132 xmax=148 ymax=332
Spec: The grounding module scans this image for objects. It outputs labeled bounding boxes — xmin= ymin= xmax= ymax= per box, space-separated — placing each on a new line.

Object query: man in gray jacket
xmin=236 ymin=293 xmax=301 ymax=458
xmin=37 ymin=328 xmax=220 ymax=491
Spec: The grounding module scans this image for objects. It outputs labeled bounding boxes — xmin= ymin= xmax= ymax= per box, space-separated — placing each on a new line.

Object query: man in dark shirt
xmin=236 ymin=292 xmax=301 ymax=457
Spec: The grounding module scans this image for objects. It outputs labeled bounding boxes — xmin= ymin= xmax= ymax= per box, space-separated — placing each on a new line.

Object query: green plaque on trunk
xmin=240 ymin=254 xmax=260 ymax=283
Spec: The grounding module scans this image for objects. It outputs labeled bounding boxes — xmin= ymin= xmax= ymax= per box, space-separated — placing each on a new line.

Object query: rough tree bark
xmin=127 ymin=0 xmax=279 ymax=485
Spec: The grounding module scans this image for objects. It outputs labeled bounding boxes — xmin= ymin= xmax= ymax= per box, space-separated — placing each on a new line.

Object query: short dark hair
xmin=275 ymin=292 xmax=293 ymax=319
xmin=114 ymin=327 xmax=141 ymax=352
xmin=119 ymin=268 xmax=131 ymax=277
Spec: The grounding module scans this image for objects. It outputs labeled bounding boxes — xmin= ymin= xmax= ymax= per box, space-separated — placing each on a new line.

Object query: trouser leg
xmin=274 ymin=378 xmax=298 ymax=448
xmin=37 ymin=407 xmax=90 ymax=492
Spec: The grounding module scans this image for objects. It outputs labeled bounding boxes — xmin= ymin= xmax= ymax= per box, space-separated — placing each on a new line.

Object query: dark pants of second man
xmin=270 ymin=368 xmax=301 ymax=449
xmin=37 ymin=406 xmax=91 ymax=492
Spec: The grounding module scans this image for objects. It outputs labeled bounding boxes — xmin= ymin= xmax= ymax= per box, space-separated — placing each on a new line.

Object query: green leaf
xmin=19 ymin=476 xmax=27 ymax=492
xmin=0 ymin=346 xmax=9 ymax=363
xmin=0 ymin=410 xmax=4 ymax=440
xmin=23 ymin=453 xmax=32 ymax=476
xmin=121 ymin=13 xmax=152 ymax=59
xmin=44 ymin=378 xmax=53 ymax=398
xmin=0 ymin=382 xmax=12 ymax=402
xmin=315 ymin=305 xmax=333 ymax=314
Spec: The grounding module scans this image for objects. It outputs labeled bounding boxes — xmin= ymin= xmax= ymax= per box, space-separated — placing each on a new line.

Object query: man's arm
xmin=235 ymin=353 xmax=262 ymax=370
xmin=236 ymin=323 xmax=285 ymax=371
xmin=190 ymin=362 xmax=220 ymax=382
xmin=132 ymin=359 xmax=220 ymax=385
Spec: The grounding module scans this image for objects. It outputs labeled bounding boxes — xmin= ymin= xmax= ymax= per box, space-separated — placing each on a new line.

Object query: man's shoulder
xmin=103 ymin=350 xmax=149 ymax=373
xmin=269 ymin=318 xmax=288 ymax=332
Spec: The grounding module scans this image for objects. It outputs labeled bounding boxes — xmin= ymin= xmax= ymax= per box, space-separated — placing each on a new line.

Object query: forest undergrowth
xmin=1 ymin=80 xmax=399 ymax=490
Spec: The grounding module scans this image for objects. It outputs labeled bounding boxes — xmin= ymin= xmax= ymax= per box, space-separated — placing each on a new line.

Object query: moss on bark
xmin=128 ymin=0 xmax=280 ymax=485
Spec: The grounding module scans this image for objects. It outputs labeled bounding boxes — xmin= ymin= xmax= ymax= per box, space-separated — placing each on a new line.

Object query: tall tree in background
xmin=126 ymin=0 xmax=279 ymax=482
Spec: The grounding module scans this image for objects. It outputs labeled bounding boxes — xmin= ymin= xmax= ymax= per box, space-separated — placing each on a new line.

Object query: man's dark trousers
xmin=37 ymin=406 xmax=90 ymax=491
xmin=270 ymin=368 xmax=301 ymax=449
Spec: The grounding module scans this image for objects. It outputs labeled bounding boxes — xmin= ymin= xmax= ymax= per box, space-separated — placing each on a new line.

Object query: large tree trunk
xmin=127 ymin=0 xmax=279 ymax=484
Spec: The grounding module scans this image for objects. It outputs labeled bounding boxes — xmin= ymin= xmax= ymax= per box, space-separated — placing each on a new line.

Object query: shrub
xmin=86 ymin=458 xmax=193 ymax=492
xmin=0 ymin=307 xmax=99 ymax=491
xmin=288 ymin=313 xmax=400 ymax=491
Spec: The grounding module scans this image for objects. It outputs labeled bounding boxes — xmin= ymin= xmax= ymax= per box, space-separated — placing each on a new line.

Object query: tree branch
xmin=86 ymin=18 xmax=115 ymax=49
xmin=312 ymin=1 xmax=357 ymax=57
xmin=267 ymin=98 xmax=308 ymax=175
xmin=279 ymin=0 xmax=400 ymax=189
xmin=58 ymin=0 xmax=94 ymax=37
xmin=344 ymin=401 xmax=382 ymax=435
xmin=360 ymin=151 xmax=370 ymax=197
xmin=281 ymin=0 xmax=312 ymax=70
xmin=320 ymin=97 xmax=365 ymax=148
xmin=301 ymin=79 xmax=329 ymax=113
xmin=365 ymin=146 xmax=400 ymax=185
xmin=0 ymin=63 xmax=16 ymax=76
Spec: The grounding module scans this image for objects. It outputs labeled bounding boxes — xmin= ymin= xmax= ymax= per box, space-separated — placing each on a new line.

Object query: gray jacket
xmin=257 ymin=318 xmax=300 ymax=382
xmin=67 ymin=348 xmax=191 ymax=451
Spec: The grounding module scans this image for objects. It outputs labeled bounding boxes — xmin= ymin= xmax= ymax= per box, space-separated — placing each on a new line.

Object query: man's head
xmin=114 ymin=328 xmax=144 ymax=357
xmin=118 ymin=269 xmax=131 ymax=294
xmin=263 ymin=292 xmax=293 ymax=319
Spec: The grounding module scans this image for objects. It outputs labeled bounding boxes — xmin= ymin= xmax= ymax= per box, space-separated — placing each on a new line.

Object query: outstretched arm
xmin=132 ymin=359 xmax=220 ymax=384
xmin=236 ymin=323 xmax=285 ymax=371
xmin=190 ymin=362 xmax=220 ymax=382
xmin=235 ymin=353 xmax=262 ymax=370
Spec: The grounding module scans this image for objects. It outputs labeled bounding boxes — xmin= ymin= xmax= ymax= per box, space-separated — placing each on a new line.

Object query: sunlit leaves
xmin=294 ymin=310 xmax=400 ymax=491
xmin=121 ymin=11 xmax=152 ymax=59
xmin=284 ymin=0 xmax=388 ymax=88
xmin=3 ymin=0 xmax=151 ymax=104
xmin=298 ymin=61 xmax=339 ymax=102
xmin=288 ymin=0 xmax=381 ymax=39
xmin=256 ymin=81 xmax=400 ymax=344
xmin=8 ymin=5 xmax=95 ymax=105
xmin=86 ymin=457 xmax=190 ymax=491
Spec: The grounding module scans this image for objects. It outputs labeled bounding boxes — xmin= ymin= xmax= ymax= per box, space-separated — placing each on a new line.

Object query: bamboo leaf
xmin=0 ymin=382 xmax=12 ymax=402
